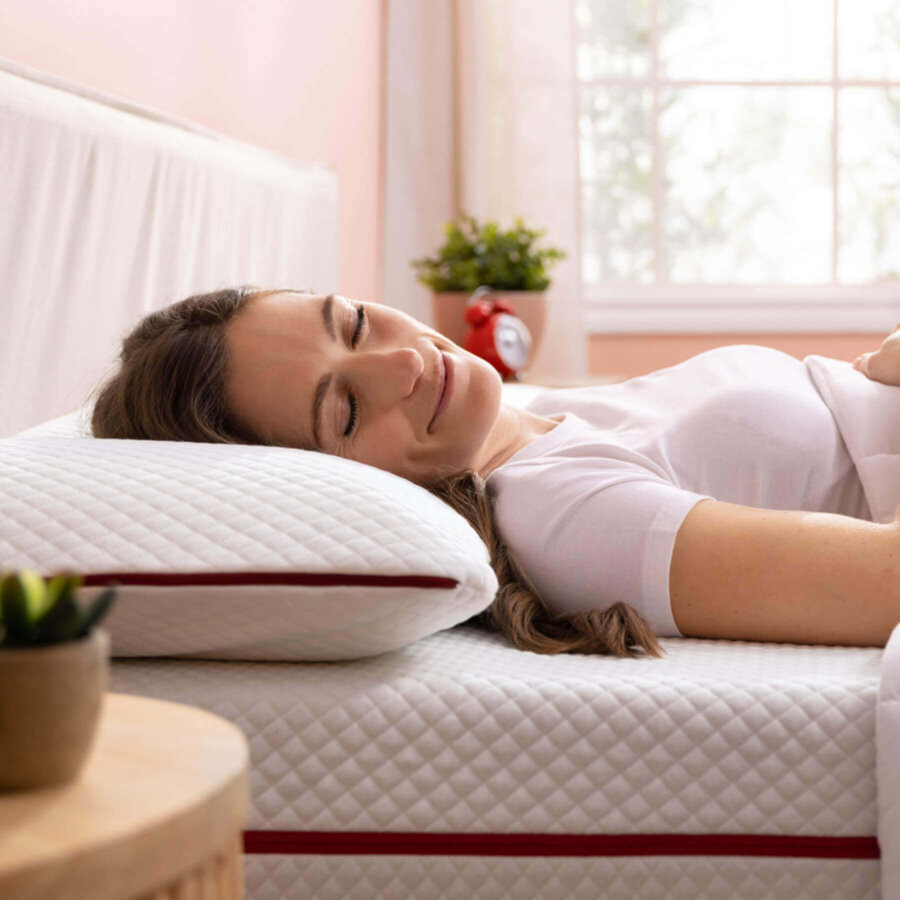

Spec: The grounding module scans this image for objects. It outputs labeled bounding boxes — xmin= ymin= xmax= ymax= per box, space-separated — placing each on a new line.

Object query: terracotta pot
xmin=431 ymin=291 xmax=547 ymax=365
xmin=0 ymin=628 xmax=109 ymax=791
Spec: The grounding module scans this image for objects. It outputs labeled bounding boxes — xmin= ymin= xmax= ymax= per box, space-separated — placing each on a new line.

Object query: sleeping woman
xmin=88 ymin=286 xmax=900 ymax=660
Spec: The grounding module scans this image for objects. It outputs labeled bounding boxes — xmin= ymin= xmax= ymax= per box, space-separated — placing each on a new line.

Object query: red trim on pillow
xmin=81 ymin=572 xmax=458 ymax=589
xmin=243 ymin=830 xmax=880 ymax=859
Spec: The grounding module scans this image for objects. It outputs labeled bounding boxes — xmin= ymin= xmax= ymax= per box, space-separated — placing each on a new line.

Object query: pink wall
xmin=589 ymin=332 xmax=886 ymax=378
xmin=0 ymin=0 xmax=385 ymax=302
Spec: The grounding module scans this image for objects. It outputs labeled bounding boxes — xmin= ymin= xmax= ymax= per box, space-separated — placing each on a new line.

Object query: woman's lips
xmin=429 ymin=353 xmax=453 ymax=431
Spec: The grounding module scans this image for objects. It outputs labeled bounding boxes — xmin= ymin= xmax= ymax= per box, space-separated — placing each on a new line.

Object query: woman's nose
xmin=354 ymin=346 xmax=424 ymax=400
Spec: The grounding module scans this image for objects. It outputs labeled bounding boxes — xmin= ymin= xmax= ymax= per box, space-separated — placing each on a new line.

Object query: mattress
xmin=109 ymin=623 xmax=885 ymax=900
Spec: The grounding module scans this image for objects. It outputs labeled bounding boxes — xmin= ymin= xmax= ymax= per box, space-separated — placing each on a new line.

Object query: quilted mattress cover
xmin=110 ymin=622 xmax=891 ymax=900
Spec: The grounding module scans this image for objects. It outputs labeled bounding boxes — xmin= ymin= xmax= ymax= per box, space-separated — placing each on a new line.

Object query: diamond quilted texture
xmin=0 ymin=433 xmax=489 ymax=574
xmin=0 ymin=413 xmax=499 ymax=659
xmin=109 ymin=625 xmax=882 ymax=845
xmin=243 ymin=854 xmax=879 ymax=900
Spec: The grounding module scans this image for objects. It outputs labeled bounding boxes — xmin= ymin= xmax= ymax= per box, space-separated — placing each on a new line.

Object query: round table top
xmin=0 ymin=691 xmax=249 ymax=900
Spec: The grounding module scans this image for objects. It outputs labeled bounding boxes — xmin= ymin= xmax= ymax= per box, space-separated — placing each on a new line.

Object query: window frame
xmin=576 ymin=0 xmax=900 ymax=332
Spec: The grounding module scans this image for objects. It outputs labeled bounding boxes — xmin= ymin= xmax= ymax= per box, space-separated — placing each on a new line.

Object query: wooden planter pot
xmin=0 ymin=628 xmax=109 ymax=791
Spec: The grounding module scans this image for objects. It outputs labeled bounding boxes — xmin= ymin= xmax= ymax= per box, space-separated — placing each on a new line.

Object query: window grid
xmin=832 ymin=0 xmax=839 ymax=283
xmin=650 ymin=0 xmax=663 ymax=284
xmin=577 ymin=0 xmax=900 ymax=293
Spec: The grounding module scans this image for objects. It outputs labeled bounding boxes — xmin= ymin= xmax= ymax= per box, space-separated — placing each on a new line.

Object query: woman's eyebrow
xmin=311 ymin=294 xmax=338 ymax=450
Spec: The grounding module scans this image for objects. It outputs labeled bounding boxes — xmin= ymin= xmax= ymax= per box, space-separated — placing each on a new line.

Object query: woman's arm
xmin=854 ymin=322 xmax=900 ymax=386
xmin=670 ymin=499 xmax=900 ymax=646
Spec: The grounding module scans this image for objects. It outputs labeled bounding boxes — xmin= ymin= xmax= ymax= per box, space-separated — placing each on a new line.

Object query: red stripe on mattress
xmin=80 ymin=572 xmax=458 ymax=589
xmin=243 ymin=830 xmax=880 ymax=859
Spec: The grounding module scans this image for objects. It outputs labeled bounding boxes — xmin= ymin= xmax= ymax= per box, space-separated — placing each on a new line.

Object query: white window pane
xmin=839 ymin=89 xmax=900 ymax=283
xmin=660 ymin=0 xmax=832 ymax=81
xmin=580 ymin=88 xmax=654 ymax=283
xmin=661 ymin=87 xmax=832 ymax=283
xmin=839 ymin=0 xmax=900 ymax=80
xmin=575 ymin=0 xmax=651 ymax=80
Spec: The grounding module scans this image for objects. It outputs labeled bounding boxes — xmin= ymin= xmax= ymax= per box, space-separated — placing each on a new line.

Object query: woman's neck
xmin=476 ymin=404 xmax=561 ymax=480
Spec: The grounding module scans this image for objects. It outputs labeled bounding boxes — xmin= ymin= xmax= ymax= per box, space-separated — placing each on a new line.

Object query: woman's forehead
xmin=224 ymin=292 xmax=324 ymax=446
xmin=237 ymin=290 xmax=322 ymax=333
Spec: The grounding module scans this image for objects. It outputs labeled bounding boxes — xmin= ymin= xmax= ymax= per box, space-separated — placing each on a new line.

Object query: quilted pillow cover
xmin=0 ymin=408 xmax=498 ymax=660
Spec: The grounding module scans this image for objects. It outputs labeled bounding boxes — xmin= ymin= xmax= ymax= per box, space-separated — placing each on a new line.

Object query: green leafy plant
xmin=411 ymin=214 xmax=567 ymax=292
xmin=0 ymin=570 xmax=118 ymax=648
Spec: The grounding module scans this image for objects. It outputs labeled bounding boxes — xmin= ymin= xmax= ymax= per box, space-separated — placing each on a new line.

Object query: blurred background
xmin=1 ymin=0 xmax=896 ymax=382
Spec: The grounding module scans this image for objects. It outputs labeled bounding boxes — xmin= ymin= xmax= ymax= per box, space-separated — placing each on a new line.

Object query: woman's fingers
xmin=853 ymin=339 xmax=900 ymax=386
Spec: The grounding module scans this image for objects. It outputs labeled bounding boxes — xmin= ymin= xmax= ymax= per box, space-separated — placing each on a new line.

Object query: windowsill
xmin=514 ymin=374 xmax=625 ymax=388
xmin=584 ymin=285 xmax=900 ymax=333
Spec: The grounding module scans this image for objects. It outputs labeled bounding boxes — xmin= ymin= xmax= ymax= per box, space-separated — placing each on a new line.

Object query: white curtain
xmin=382 ymin=0 xmax=586 ymax=381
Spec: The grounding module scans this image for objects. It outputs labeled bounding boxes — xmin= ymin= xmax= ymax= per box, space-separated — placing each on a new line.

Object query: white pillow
xmin=0 ymin=408 xmax=498 ymax=660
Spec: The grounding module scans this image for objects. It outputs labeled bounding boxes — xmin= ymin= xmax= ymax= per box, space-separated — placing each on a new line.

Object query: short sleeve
xmin=488 ymin=455 xmax=714 ymax=637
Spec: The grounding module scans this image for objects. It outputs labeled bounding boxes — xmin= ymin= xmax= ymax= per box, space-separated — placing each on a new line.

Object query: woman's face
xmin=224 ymin=290 xmax=506 ymax=483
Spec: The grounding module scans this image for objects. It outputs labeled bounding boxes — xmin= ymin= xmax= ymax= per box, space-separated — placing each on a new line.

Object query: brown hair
xmin=89 ymin=285 xmax=664 ymax=659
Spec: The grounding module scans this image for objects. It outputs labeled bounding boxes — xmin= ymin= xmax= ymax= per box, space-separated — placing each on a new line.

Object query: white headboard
xmin=0 ymin=56 xmax=339 ymax=438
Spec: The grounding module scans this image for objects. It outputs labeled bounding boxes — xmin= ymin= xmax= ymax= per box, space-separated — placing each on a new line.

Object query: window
xmin=575 ymin=0 xmax=900 ymax=331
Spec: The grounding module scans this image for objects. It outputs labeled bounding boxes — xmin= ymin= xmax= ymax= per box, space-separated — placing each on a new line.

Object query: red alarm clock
xmin=463 ymin=286 xmax=532 ymax=381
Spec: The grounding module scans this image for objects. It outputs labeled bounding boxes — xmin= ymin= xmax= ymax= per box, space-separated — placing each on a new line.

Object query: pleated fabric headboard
xmin=0 ymin=55 xmax=339 ymax=438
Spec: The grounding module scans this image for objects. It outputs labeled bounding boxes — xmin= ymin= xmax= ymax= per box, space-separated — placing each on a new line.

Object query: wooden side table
xmin=0 ymin=692 xmax=249 ymax=900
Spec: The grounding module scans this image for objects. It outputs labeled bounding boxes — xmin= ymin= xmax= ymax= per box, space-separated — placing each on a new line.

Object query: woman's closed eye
xmin=350 ymin=302 xmax=365 ymax=349
xmin=343 ymin=303 xmax=366 ymax=439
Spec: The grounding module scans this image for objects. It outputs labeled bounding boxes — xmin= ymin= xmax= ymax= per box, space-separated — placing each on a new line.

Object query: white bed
xmin=2 ymin=53 xmax=899 ymax=900
xmin=108 ymin=627 xmax=887 ymax=900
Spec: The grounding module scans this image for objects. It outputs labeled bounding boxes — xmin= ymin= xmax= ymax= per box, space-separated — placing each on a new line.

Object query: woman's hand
xmin=853 ymin=323 xmax=900 ymax=386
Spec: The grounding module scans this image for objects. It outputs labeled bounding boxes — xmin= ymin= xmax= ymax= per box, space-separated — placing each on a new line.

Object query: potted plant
xmin=411 ymin=214 xmax=567 ymax=359
xmin=0 ymin=570 xmax=118 ymax=791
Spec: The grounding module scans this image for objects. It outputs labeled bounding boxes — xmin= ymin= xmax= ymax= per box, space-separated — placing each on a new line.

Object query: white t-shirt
xmin=485 ymin=345 xmax=872 ymax=637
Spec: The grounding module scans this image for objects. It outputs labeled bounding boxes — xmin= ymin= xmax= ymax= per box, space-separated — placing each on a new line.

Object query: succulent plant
xmin=411 ymin=214 xmax=566 ymax=293
xmin=0 ymin=570 xmax=118 ymax=648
